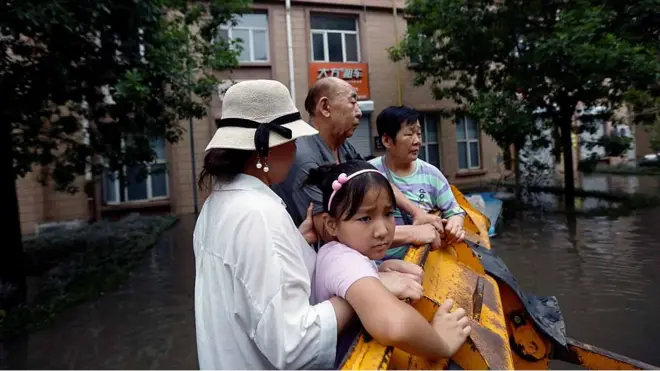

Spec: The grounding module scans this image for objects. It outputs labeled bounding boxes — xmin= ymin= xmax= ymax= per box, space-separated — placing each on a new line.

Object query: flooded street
xmin=494 ymin=174 xmax=660 ymax=368
xmin=7 ymin=175 xmax=660 ymax=369
xmin=495 ymin=208 xmax=660 ymax=368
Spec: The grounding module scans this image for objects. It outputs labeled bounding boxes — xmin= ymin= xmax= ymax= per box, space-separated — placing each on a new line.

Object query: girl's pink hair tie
xmin=327 ymin=169 xmax=384 ymax=210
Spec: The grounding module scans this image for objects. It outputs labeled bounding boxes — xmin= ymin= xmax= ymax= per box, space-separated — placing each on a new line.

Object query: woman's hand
xmin=412 ymin=224 xmax=443 ymax=250
xmin=378 ymin=260 xmax=423 ymax=284
xmin=412 ymin=211 xmax=445 ymax=235
xmin=378 ymin=270 xmax=423 ymax=302
xmin=299 ymin=203 xmax=318 ymax=245
xmin=443 ymin=215 xmax=465 ymax=245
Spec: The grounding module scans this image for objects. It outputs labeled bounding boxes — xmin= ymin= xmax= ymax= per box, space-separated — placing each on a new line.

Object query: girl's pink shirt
xmin=314 ymin=241 xmax=380 ymax=303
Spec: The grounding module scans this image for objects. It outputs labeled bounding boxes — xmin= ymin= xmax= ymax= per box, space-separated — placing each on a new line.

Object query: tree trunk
xmin=513 ymin=144 xmax=523 ymax=202
xmin=0 ymin=117 xmax=29 ymax=369
xmin=559 ymin=117 xmax=576 ymax=212
xmin=0 ymin=118 xmax=27 ymax=311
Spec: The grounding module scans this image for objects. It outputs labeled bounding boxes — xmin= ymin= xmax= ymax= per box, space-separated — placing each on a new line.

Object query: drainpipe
xmin=393 ymin=0 xmax=402 ymax=105
xmin=285 ymin=0 xmax=296 ymax=102
xmin=189 ymin=117 xmax=199 ymax=214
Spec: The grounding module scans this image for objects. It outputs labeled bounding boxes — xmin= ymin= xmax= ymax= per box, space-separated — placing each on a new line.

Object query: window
xmin=218 ymin=13 xmax=269 ymax=63
xmin=456 ymin=117 xmax=481 ymax=169
xmin=419 ymin=113 xmax=441 ymax=169
xmin=103 ymin=138 xmax=169 ymax=204
xmin=310 ymin=13 xmax=360 ymax=62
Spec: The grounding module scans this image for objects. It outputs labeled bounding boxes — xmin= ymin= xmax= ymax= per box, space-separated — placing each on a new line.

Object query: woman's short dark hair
xmin=376 ymin=105 xmax=420 ymax=142
xmin=305 ymin=160 xmax=395 ymax=220
xmin=198 ymin=148 xmax=254 ymax=190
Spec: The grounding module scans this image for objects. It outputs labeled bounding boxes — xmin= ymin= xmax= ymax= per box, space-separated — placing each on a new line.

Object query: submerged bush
xmin=0 ymin=214 xmax=177 ymax=340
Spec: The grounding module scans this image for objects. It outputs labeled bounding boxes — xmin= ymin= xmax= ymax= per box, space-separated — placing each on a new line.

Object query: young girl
xmin=306 ymin=160 xmax=471 ymax=366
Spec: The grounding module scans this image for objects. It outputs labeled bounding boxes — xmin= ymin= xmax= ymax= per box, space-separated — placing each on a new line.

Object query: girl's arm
xmin=329 ymin=296 xmax=355 ymax=334
xmin=318 ymin=246 xmax=468 ymax=359
xmin=345 ymin=277 xmax=458 ymax=359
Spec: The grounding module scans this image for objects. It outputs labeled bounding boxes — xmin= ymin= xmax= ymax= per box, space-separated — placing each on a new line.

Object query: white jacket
xmin=193 ymin=174 xmax=337 ymax=370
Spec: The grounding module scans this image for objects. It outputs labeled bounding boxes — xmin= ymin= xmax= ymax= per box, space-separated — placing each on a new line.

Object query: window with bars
xmin=419 ymin=113 xmax=441 ymax=169
xmin=310 ymin=13 xmax=360 ymax=63
xmin=103 ymin=137 xmax=169 ymax=204
xmin=456 ymin=117 xmax=481 ymax=170
xmin=218 ymin=13 xmax=269 ymax=63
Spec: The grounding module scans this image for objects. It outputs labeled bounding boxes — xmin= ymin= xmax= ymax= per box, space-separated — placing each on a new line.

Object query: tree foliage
xmin=391 ymin=0 xmax=660 ymax=194
xmin=0 ymin=0 xmax=250 ymax=316
xmin=2 ymin=0 xmax=251 ymax=192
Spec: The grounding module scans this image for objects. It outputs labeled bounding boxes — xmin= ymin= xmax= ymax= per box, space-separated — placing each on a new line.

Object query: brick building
xmin=17 ymin=0 xmax=511 ymax=235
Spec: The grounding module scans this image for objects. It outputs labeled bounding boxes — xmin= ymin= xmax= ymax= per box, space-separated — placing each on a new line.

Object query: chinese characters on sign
xmin=316 ymin=67 xmax=363 ymax=80
xmin=308 ymin=62 xmax=370 ymax=100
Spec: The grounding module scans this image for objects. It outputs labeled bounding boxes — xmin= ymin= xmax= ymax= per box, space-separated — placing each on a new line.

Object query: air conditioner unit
xmin=357 ymin=100 xmax=374 ymax=113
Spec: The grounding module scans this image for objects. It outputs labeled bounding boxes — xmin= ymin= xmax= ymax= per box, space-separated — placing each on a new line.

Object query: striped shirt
xmin=368 ymin=157 xmax=465 ymax=260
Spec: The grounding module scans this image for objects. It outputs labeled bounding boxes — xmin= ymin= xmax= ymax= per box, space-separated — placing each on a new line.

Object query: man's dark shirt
xmin=271 ymin=133 xmax=363 ymax=227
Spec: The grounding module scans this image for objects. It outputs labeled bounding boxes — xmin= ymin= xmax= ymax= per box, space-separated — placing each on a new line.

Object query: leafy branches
xmin=2 ymin=0 xmax=251 ymax=192
xmin=391 ymin=0 xmax=660 ymax=194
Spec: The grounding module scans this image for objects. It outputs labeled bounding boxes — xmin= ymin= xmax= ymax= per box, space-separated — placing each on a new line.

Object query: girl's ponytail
xmin=305 ymin=163 xmax=338 ymax=191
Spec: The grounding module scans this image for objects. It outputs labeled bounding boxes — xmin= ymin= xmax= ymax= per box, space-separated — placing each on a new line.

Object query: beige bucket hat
xmin=205 ymin=79 xmax=318 ymax=155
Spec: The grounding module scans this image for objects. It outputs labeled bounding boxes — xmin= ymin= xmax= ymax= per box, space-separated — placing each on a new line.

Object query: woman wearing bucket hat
xmin=193 ymin=80 xmax=354 ymax=369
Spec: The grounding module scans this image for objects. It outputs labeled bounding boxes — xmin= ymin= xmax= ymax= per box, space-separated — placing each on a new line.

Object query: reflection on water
xmin=5 ymin=175 xmax=660 ymax=369
xmin=494 ymin=208 xmax=660 ymax=367
xmin=579 ymin=173 xmax=660 ymax=195
xmin=519 ymin=174 xmax=660 ymax=213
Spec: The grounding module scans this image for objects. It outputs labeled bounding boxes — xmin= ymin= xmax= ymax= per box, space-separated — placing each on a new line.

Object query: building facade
xmin=17 ymin=0 xmax=515 ymax=235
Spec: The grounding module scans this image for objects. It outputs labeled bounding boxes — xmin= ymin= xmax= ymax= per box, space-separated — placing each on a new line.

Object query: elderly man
xmin=272 ymin=77 xmax=445 ymax=252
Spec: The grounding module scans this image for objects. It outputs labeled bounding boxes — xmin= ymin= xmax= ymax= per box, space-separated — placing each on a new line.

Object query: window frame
xmin=219 ymin=13 xmax=270 ymax=63
xmin=103 ymin=138 xmax=170 ymax=205
xmin=456 ymin=117 xmax=481 ymax=170
xmin=418 ymin=112 xmax=441 ymax=169
xmin=310 ymin=14 xmax=361 ymax=63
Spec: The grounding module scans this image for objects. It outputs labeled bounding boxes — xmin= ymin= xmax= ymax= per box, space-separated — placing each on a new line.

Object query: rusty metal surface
xmin=412 ymin=248 xmax=514 ymax=370
xmin=468 ymin=320 xmax=511 ymax=370
xmin=408 ymin=295 xmax=510 ymax=370
xmin=472 ymin=277 xmax=484 ymax=322
xmin=552 ymin=338 xmax=659 ymax=370
xmin=468 ymin=241 xmax=568 ymax=348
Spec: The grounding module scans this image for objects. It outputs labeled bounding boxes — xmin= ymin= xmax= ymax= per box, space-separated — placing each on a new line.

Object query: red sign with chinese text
xmin=308 ymin=62 xmax=370 ymax=100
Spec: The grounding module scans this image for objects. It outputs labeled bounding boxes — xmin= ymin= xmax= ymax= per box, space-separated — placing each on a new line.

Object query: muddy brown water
xmin=3 ymin=174 xmax=660 ymax=369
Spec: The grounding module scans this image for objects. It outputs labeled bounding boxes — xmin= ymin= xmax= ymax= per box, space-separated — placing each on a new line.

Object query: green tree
xmin=391 ymin=0 xmax=660 ymax=207
xmin=1 ymin=0 xmax=250 ymax=310
xmin=468 ymin=91 xmax=547 ymax=188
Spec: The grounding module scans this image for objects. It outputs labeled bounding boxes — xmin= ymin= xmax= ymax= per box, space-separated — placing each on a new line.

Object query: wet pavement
xmin=6 ymin=214 xmax=199 ymax=370
xmin=5 ymin=174 xmax=660 ymax=369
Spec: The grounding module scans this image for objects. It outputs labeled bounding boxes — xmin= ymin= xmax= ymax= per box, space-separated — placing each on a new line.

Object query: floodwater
xmin=3 ymin=174 xmax=660 ymax=369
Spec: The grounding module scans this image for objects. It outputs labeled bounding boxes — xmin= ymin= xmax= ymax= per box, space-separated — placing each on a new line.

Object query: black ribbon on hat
xmin=215 ymin=112 xmax=300 ymax=157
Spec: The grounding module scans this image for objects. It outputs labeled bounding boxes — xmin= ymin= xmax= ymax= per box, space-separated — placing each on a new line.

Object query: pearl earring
xmin=256 ymin=156 xmax=269 ymax=172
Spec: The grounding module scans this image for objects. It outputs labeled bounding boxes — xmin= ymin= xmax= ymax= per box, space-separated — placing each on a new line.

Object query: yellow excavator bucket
xmin=338 ymin=186 xmax=657 ymax=370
